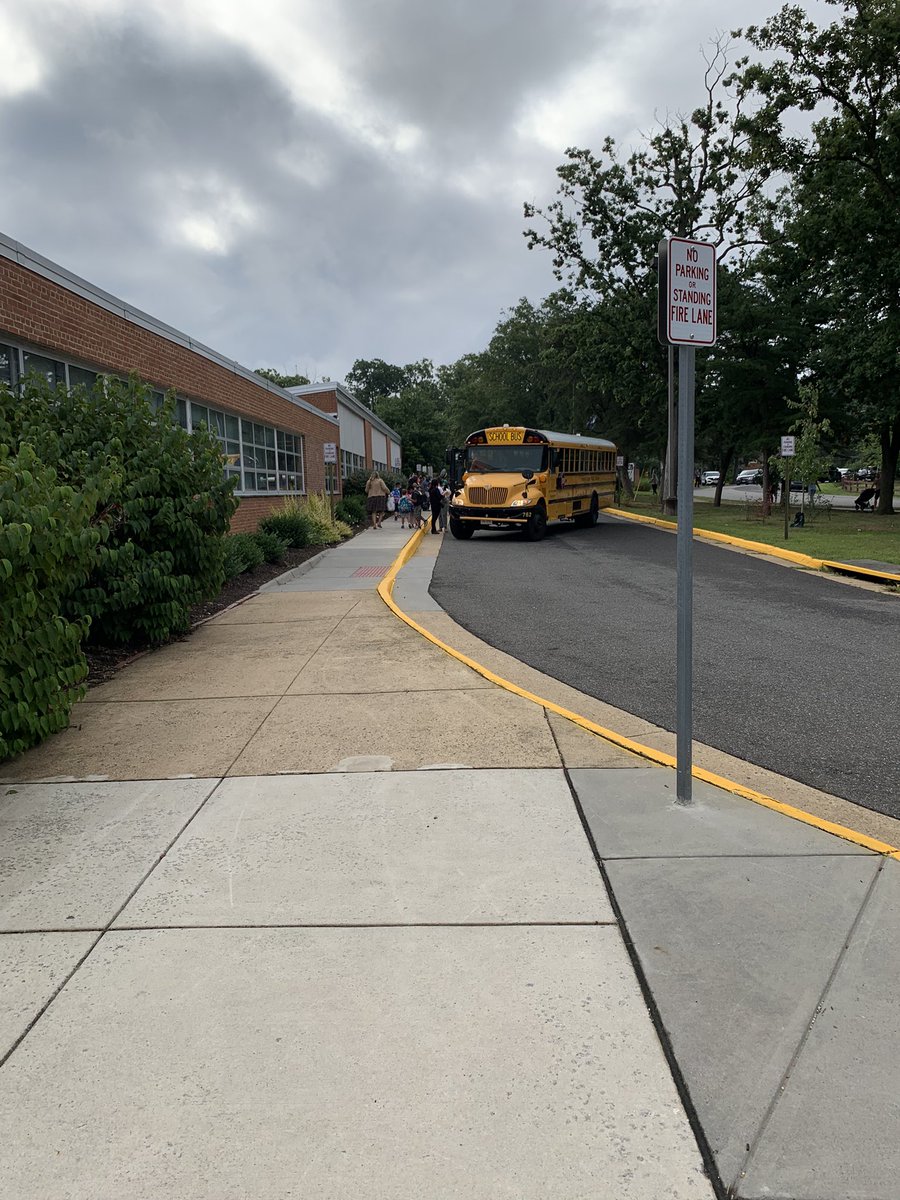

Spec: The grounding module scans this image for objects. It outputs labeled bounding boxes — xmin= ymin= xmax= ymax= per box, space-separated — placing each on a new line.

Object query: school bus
xmin=447 ymin=425 xmax=617 ymax=541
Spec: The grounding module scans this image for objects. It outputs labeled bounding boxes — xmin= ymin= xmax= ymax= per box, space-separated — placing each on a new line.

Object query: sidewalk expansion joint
xmin=601 ymin=851 xmax=877 ymax=861
xmin=81 ymin=694 xmax=286 ymax=704
xmin=0 ymin=775 xmax=224 ymax=1074
xmin=733 ymin=856 xmax=887 ymax=1193
xmin=559 ymin=763 xmax=727 ymax=1200
xmin=0 ymin=926 xmax=106 ymax=935
xmin=110 ymin=920 xmax=617 ymax=931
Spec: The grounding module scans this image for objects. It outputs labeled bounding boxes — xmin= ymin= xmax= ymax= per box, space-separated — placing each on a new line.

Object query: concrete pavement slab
xmin=621 ymin=733 xmax=900 ymax=851
xmin=603 ymin=855 xmax=880 ymax=1193
xmin=188 ymin=618 xmax=341 ymax=650
xmin=394 ymin=557 xmax=444 ymax=612
xmin=210 ymin=591 xmax=361 ymax=623
xmin=572 ymin=768 xmax=873 ymax=857
xmin=0 ymin=699 xmax=278 ymax=782
xmin=322 ymin=613 xmax=431 ymax=649
xmin=0 ymin=926 xmax=713 ymax=1199
xmin=348 ymin=591 xmax=395 ymax=615
xmin=81 ymin=636 xmax=331 ymax=702
xmin=0 ymin=932 xmax=96 ymax=1057
xmin=740 ymin=859 xmax=900 ymax=1200
xmin=115 ymin=769 xmax=612 ymax=926
xmin=0 ymin=779 xmax=215 ymax=929
xmin=287 ymin=636 xmax=492 ymax=694
xmin=546 ymin=712 xmax=653 ymax=769
xmin=229 ymin=689 xmax=561 ymax=774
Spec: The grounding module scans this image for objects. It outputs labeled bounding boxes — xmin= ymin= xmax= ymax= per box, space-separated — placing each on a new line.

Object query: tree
xmin=788 ymin=382 xmax=833 ymax=516
xmin=342 ymin=359 xmax=450 ymax=471
xmin=737 ymin=0 xmax=900 ymax=512
xmin=344 ymin=359 xmax=409 ymax=409
xmin=254 ymin=367 xmax=310 ymax=388
xmin=524 ymin=40 xmax=776 ymax=510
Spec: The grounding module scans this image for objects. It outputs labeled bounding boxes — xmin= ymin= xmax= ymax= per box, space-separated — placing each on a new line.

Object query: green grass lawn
xmin=620 ymin=492 xmax=900 ymax=568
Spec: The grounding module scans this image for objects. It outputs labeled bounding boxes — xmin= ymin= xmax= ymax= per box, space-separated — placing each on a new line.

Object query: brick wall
xmin=230 ymin=495 xmax=289 ymax=534
xmin=0 ymin=256 xmax=339 ymax=530
xmin=300 ymin=389 xmax=339 ymax=417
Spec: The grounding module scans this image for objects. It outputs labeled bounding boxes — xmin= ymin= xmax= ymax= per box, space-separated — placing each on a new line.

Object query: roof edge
xmin=0 ymin=230 xmax=337 ymax=428
xmin=287 ymin=382 xmax=402 ymax=443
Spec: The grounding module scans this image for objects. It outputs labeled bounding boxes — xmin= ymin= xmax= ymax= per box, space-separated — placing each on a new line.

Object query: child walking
xmin=397 ymin=490 xmax=413 ymax=529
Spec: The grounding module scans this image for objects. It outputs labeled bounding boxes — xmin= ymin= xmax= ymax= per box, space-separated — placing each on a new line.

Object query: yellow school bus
xmin=448 ymin=425 xmax=617 ymax=541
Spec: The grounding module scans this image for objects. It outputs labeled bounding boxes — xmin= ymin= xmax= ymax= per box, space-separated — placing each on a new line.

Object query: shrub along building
xmin=0 ymin=231 xmax=401 ymax=531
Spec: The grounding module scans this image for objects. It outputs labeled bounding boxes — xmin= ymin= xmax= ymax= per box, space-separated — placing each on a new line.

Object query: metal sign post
xmin=781 ymin=436 xmax=795 ymax=541
xmin=675 ymin=345 xmax=695 ymax=802
xmin=323 ymin=442 xmax=337 ymax=519
xmin=658 ymin=237 xmax=717 ymax=804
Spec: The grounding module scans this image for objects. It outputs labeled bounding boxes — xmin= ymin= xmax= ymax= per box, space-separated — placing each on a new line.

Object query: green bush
xmin=223 ymin=533 xmax=266 ymax=578
xmin=0 ymin=444 xmax=107 ymax=759
xmin=258 ymin=508 xmax=312 ymax=548
xmin=253 ymin=529 xmax=289 ymax=563
xmin=336 ymin=496 xmax=366 ymax=525
xmin=7 ymin=376 xmax=237 ymax=645
xmin=294 ymin=493 xmax=353 ymax=544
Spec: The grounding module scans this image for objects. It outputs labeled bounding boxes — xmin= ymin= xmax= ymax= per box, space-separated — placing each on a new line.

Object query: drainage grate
xmin=352 ymin=566 xmax=388 ymax=578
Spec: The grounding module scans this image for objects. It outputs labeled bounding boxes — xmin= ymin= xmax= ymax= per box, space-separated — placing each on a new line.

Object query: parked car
xmin=735 ymin=469 xmax=763 ymax=486
xmin=700 ymin=470 xmax=720 ymax=485
xmin=856 ymin=467 xmax=877 ymax=480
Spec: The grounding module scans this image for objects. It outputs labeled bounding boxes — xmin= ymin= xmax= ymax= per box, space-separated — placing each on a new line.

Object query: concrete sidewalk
xmin=0 ymin=522 xmax=897 ymax=1198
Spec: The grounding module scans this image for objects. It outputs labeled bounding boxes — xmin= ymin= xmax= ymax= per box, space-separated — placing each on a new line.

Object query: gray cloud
xmin=0 ymin=0 xmax=793 ymax=381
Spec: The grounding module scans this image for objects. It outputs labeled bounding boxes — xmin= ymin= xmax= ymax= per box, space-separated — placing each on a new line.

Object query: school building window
xmin=0 ymin=337 xmax=307 ymax=496
xmin=340 ymin=449 xmax=365 ymax=478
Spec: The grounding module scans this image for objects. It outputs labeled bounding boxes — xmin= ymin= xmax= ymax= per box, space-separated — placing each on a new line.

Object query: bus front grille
xmin=468 ymin=486 xmax=508 ymax=505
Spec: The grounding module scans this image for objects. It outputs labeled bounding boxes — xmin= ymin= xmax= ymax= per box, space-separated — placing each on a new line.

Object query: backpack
xmin=398 ymin=495 xmax=412 ymax=514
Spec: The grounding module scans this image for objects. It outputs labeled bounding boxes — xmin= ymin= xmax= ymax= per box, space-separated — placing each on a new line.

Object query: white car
xmin=700 ymin=471 xmax=720 ymax=485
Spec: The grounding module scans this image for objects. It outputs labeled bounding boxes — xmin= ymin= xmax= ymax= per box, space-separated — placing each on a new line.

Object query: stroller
xmin=855 ymin=487 xmax=877 ymax=512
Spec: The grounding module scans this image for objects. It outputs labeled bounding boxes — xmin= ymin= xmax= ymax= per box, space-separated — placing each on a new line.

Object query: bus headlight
xmin=510 ymin=498 xmax=529 ymax=507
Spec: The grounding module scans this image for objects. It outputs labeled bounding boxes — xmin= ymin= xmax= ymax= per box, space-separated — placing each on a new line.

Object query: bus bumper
xmin=451 ymin=506 xmax=532 ymax=524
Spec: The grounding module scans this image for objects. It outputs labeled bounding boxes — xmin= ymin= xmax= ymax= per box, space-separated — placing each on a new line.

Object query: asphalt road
xmin=430 ymin=516 xmax=900 ymax=819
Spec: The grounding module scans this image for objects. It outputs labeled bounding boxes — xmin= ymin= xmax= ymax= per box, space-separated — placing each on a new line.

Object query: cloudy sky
xmin=1 ymin=0 xmax=791 ymax=382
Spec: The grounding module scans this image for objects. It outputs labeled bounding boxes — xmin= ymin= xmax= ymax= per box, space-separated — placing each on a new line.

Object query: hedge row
xmin=0 ymin=375 xmax=237 ymax=760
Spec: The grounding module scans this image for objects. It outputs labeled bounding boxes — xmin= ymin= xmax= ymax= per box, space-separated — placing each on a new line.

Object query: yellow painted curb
xmin=607 ymin=507 xmax=900 ymax=584
xmin=607 ymin=507 xmax=823 ymax=567
xmin=377 ymin=527 xmax=900 ymax=859
xmin=820 ymin=559 xmax=900 ymax=584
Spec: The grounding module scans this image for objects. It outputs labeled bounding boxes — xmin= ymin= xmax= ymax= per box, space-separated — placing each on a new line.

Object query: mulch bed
xmin=83 ymin=539 xmax=354 ymax=689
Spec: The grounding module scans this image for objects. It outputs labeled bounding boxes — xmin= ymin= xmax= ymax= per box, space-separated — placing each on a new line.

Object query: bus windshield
xmin=466 ymin=444 xmax=546 ymax=473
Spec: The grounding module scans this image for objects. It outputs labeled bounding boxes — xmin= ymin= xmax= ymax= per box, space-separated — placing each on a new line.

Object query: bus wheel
xmin=450 ymin=518 xmax=475 ymax=540
xmin=526 ymin=504 xmax=547 ymax=541
xmin=574 ymin=493 xmax=599 ymax=527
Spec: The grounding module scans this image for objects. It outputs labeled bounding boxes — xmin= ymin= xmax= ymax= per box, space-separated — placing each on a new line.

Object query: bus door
xmin=445 ymin=446 xmax=466 ymax=491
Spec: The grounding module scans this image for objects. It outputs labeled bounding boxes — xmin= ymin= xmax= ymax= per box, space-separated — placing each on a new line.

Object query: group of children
xmin=387 ymin=476 xmax=452 ymax=532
